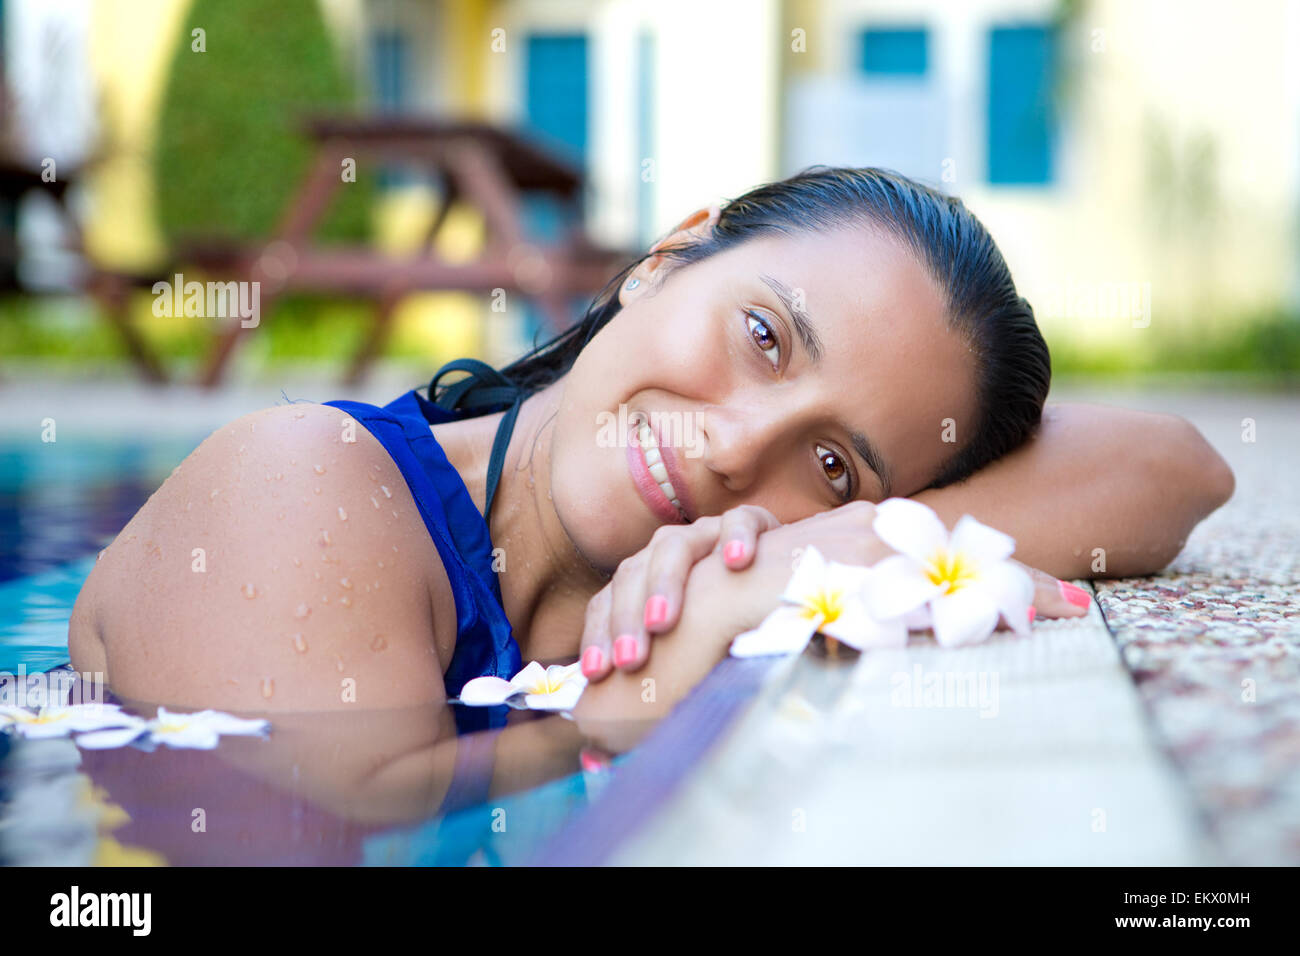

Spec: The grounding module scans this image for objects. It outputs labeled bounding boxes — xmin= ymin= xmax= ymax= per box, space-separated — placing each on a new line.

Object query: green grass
xmin=1046 ymin=308 xmax=1300 ymax=381
xmin=2 ymin=294 xmax=1297 ymax=383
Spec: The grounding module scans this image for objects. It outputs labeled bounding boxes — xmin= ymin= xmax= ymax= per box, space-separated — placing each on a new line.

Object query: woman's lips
xmin=625 ymin=417 xmax=692 ymax=525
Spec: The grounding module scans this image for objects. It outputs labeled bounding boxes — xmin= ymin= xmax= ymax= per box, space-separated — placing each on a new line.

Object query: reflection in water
xmin=47 ymin=670 xmax=613 ymax=865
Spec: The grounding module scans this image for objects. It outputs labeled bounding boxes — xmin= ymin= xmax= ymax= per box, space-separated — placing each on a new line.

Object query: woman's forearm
xmin=911 ymin=402 xmax=1235 ymax=580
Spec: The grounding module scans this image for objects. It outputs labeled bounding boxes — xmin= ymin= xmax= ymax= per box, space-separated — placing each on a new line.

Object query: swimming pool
xmin=0 ymin=432 xmax=613 ymax=866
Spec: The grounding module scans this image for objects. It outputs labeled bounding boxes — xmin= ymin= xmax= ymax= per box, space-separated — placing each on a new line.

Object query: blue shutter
xmin=524 ymin=34 xmax=589 ymax=166
xmin=987 ymin=25 xmax=1057 ymax=185
xmin=859 ymin=27 xmax=928 ymax=77
xmin=371 ymin=30 xmax=408 ymax=112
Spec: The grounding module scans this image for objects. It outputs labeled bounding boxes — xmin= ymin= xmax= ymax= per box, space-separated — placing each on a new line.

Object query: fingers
xmin=998 ymin=566 xmax=1091 ymax=630
xmin=718 ymin=505 xmax=783 ymax=570
xmin=579 ymin=585 xmax=615 ymax=680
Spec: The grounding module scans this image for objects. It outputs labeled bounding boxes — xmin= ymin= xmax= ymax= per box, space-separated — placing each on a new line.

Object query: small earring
xmin=625 ymin=278 xmax=640 ymax=290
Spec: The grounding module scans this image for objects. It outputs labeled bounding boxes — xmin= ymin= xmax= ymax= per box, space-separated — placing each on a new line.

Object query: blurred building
xmin=3 ymin=0 xmax=1296 ymax=358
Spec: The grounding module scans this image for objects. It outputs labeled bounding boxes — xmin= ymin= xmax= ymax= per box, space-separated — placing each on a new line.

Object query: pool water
xmin=0 ymin=432 xmax=608 ymax=866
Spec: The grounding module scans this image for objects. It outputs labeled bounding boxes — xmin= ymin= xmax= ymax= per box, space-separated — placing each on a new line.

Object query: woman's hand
xmin=579 ymin=504 xmax=783 ymax=681
xmin=579 ymin=501 xmax=1093 ymax=683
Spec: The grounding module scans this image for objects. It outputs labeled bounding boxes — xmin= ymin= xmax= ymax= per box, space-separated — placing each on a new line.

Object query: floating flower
xmin=729 ymin=544 xmax=907 ymax=658
xmin=864 ymin=497 xmax=1034 ymax=647
xmin=0 ymin=703 xmax=138 ymax=740
xmin=457 ymin=661 xmax=587 ymax=711
xmin=75 ymin=706 xmax=270 ymax=751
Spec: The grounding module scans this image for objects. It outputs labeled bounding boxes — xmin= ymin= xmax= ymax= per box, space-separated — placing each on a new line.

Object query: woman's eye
xmin=816 ymin=444 xmax=852 ymax=500
xmin=744 ymin=310 xmax=781 ymax=370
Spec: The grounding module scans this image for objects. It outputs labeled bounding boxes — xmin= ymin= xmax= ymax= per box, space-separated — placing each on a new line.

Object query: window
xmin=987 ymin=25 xmax=1057 ymax=185
xmin=859 ymin=27 xmax=929 ymax=77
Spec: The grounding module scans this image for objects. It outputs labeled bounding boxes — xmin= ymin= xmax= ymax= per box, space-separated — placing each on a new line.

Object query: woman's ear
xmin=619 ymin=203 xmax=723 ymax=306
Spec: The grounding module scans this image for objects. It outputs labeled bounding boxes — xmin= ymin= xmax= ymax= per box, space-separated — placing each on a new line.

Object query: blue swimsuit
xmin=324 ymin=360 xmax=527 ymax=731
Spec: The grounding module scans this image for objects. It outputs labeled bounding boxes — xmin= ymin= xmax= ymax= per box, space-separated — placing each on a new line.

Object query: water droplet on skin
xmin=295 ymin=603 xmax=311 ymax=619
xmin=261 ymin=677 xmax=274 ymax=699
xmin=370 ymin=496 xmax=380 ymax=509
xmin=242 ymin=583 xmax=257 ymax=599
xmin=238 ymin=444 xmax=246 ymax=455
xmin=370 ymin=635 xmax=387 ymax=651
xmin=320 ymin=530 xmax=332 ymax=546
xmin=292 ymin=556 xmax=301 ymax=567
xmin=391 ymin=510 xmax=399 ymax=518
xmin=373 ymin=580 xmax=381 ymax=590
xmin=339 ymin=577 xmax=352 ymax=589
xmin=293 ymin=410 xmax=305 ymax=420
xmin=377 ymin=560 xmax=384 ymax=569
xmin=265 ymin=473 xmax=272 ymax=482
xmin=381 ymin=485 xmax=392 ymax=499
xmin=97 ymin=549 xmax=107 ymax=561
xmin=275 ymin=472 xmax=283 ymax=481
xmin=313 ymin=571 xmax=321 ymax=580
xmin=291 ymin=633 xmax=308 ymax=653
xmin=335 ymin=655 xmax=344 ymax=672
xmin=277 ymin=512 xmax=285 ymax=520
xmin=313 ymin=486 xmax=322 ymax=495
xmin=313 ymin=464 xmax=326 ymax=475
xmin=210 ymin=489 xmax=219 ymax=500
xmin=321 ymin=595 xmax=330 ymax=605
xmin=339 ymin=596 xmax=351 ymax=608
xmin=338 ymin=506 xmax=348 ymax=521
xmin=367 ymin=471 xmax=378 ymax=483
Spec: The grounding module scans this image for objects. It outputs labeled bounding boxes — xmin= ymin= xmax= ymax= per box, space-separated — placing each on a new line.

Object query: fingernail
xmin=1058 ymin=581 xmax=1090 ymax=609
xmin=612 ymin=634 xmax=638 ymax=668
xmin=1027 ymin=605 xmax=1037 ymax=623
xmin=644 ymin=594 xmax=668 ymax=629
xmin=723 ymin=540 xmax=744 ymax=564
xmin=581 ymin=645 xmax=604 ymax=676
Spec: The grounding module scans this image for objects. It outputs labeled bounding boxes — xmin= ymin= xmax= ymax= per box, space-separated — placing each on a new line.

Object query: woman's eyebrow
xmin=759 ymin=272 xmax=893 ymax=498
xmin=760 ymin=273 xmax=824 ymax=364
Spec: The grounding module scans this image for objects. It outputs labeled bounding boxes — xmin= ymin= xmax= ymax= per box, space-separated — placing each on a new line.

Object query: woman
xmin=68 ymin=166 xmax=1234 ymax=733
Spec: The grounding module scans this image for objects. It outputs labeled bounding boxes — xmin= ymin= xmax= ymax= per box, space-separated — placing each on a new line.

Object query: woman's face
xmin=550 ymin=209 xmax=980 ymax=572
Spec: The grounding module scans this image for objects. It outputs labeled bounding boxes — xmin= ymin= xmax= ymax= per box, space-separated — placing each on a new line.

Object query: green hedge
xmin=154 ymin=0 xmax=371 ymax=246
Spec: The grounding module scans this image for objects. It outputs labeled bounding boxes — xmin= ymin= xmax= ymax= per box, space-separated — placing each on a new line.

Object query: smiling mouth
xmin=626 ymin=416 xmax=689 ymax=524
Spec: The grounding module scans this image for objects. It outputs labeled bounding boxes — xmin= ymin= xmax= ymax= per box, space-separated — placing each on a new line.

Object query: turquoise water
xmin=0 ymin=433 xmax=604 ymax=866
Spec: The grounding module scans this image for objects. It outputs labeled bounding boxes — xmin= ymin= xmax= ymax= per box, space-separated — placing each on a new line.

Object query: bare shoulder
xmin=70 ymin=402 xmax=458 ymax=712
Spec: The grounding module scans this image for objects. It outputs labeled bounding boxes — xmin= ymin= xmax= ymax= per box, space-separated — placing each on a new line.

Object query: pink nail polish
xmin=613 ymin=634 xmax=638 ymax=668
xmin=723 ymin=540 xmax=744 ymax=564
xmin=581 ymin=646 xmax=604 ymax=676
xmin=1027 ymin=605 xmax=1037 ymax=623
xmin=1058 ymin=581 xmax=1090 ymax=609
xmin=644 ymin=594 xmax=668 ymax=629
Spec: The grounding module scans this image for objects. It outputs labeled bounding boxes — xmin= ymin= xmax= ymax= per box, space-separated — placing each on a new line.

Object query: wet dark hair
xmin=434 ymin=165 xmax=1050 ymax=492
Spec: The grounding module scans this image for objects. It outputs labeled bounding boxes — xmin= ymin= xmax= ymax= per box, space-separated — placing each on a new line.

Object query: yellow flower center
xmin=28 ymin=712 xmax=68 ymax=725
xmin=801 ymin=587 xmax=843 ymax=624
xmin=154 ymin=721 xmax=189 ymax=734
xmin=525 ymin=674 xmax=566 ymax=696
xmin=925 ymin=549 xmax=979 ymax=594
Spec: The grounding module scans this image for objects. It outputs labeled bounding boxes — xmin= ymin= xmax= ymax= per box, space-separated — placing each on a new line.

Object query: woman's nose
xmin=699 ymin=397 xmax=793 ymax=491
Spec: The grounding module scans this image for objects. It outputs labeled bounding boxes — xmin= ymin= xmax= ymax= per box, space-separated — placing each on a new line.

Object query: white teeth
xmin=635 ymin=417 xmax=686 ymax=519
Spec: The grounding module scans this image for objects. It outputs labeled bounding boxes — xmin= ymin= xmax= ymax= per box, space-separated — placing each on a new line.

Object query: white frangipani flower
xmin=75 ymin=706 xmax=269 ymax=751
xmin=865 ymin=497 xmax=1034 ymax=647
xmin=0 ymin=703 xmax=137 ymax=740
xmin=457 ymin=661 xmax=588 ymax=711
xmin=730 ymin=544 xmax=907 ymax=658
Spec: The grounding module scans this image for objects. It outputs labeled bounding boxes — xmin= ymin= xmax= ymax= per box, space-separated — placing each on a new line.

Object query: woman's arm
xmin=911 ymin=402 xmax=1235 ymax=580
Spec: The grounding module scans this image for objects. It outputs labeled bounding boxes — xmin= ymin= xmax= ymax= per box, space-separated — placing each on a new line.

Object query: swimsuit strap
xmin=428 ymin=358 xmax=524 ymax=523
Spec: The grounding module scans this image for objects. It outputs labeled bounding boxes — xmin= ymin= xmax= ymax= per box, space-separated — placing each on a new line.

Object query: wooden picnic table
xmin=99 ymin=117 xmax=638 ymax=386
